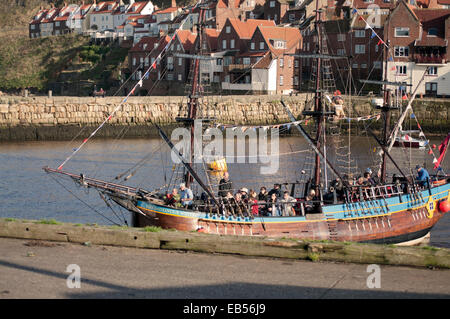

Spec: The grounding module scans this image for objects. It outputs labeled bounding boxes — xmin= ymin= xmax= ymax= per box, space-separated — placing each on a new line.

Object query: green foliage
xmin=141 ymin=226 xmax=163 ymax=232
xmin=35 ymin=219 xmax=62 ymax=225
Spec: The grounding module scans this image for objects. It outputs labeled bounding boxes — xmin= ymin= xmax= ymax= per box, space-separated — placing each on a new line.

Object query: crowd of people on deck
xmin=163 ymin=165 xmax=432 ymax=215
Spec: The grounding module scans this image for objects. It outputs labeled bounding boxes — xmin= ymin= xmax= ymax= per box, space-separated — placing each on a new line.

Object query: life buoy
xmin=426 ymin=196 xmax=436 ymax=219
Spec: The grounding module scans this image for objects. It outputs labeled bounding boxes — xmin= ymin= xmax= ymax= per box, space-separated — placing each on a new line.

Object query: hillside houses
xmin=28 ymin=0 xmax=450 ymax=96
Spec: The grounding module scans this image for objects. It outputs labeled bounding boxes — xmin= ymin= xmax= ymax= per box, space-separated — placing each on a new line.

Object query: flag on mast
xmin=434 ymin=133 xmax=450 ymax=170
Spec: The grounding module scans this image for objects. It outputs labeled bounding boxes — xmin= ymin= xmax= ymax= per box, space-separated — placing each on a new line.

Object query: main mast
xmin=185 ymin=7 xmax=205 ymax=188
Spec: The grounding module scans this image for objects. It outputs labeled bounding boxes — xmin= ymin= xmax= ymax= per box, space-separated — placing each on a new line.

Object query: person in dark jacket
xmin=218 ymin=172 xmax=233 ymax=197
xmin=268 ymin=183 xmax=283 ymax=198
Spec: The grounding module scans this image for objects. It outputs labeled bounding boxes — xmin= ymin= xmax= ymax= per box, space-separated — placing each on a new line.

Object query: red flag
xmin=404 ymin=134 xmax=410 ymax=141
xmin=402 ymin=94 xmax=407 ymax=100
xmin=151 ymin=61 xmax=156 ymax=69
xmin=377 ymin=39 xmax=383 ymax=46
xmin=434 ymin=133 xmax=450 ymax=170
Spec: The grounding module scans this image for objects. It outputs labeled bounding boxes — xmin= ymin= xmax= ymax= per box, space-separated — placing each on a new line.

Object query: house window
xmin=132 ymin=57 xmax=136 ymax=66
xmin=337 ymin=34 xmax=345 ymax=41
xmin=226 ymin=26 xmax=231 ymax=33
xmin=167 ymin=73 xmax=173 ymax=80
xmin=294 ymin=76 xmax=299 ymax=86
xmin=274 ymin=41 xmax=286 ymax=49
xmin=352 ymin=63 xmax=358 ymax=68
xmin=31 ymin=24 xmax=35 ymax=30
xmin=269 ymin=1 xmax=275 ymax=7
xmin=426 ymin=67 xmax=437 ymax=75
xmin=216 ymin=58 xmax=223 ymax=65
xmin=427 ymin=28 xmax=438 ymax=36
xmin=337 ymin=49 xmax=345 ymax=56
xmin=279 ymin=75 xmax=283 ymax=86
xmin=394 ymin=46 xmax=409 ymax=57
xmin=259 ymin=42 xmax=264 ymax=50
xmin=250 ymin=42 xmax=255 ymax=50
xmin=55 ymin=21 xmax=60 ymax=27
xmin=294 ymin=59 xmax=299 ymax=67
xmin=178 ymin=74 xmax=182 ymax=81
xmin=374 ymin=61 xmax=381 ymax=69
xmin=355 ymin=30 xmax=365 ymax=38
xmin=225 ymin=75 xmax=230 ymax=82
xmin=396 ymin=65 xmax=407 ymax=75
xmin=355 ymin=44 xmax=365 ymax=54
xmin=361 ymin=63 xmax=367 ymax=68
xmin=222 ymin=39 xmax=227 ymax=49
xmin=395 ymin=27 xmax=410 ymax=37
xmin=178 ymin=57 xmax=182 ymax=66
xmin=177 ymin=44 xmax=181 ymax=50
xmin=224 ymin=56 xmax=232 ymax=66
xmin=243 ymin=57 xmax=250 ymax=65
xmin=144 ymin=57 xmax=149 ymax=66
xmin=230 ymin=39 xmax=235 ymax=49
xmin=279 ymin=58 xmax=284 ymax=67
xmin=289 ymin=14 xmax=295 ymax=21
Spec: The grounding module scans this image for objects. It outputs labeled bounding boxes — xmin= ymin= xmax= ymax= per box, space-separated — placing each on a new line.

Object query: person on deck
xmin=218 ymin=172 xmax=233 ymax=198
xmin=268 ymin=183 xmax=283 ymax=198
xmin=165 ymin=188 xmax=181 ymax=207
xmin=248 ymin=190 xmax=259 ymax=216
xmin=179 ymin=183 xmax=194 ymax=208
xmin=281 ymin=191 xmax=297 ymax=216
xmin=416 ymin=165 xmax=430 ymax=187
xmin=267 ymin=193 xmax=281 ymax=216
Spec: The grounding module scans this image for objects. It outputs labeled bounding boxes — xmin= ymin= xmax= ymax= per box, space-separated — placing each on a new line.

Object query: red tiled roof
xmin=30 ymin=9 xmax=48 ymax=24
xmin=217 ymin=0 xmax=241 ymax=8
xmin=204 ymin=28 xmax=220 ymax=51
xmin=91 ymin=1 xmax=118 ymax=14
xmin=127 ymin=1 xmax=151 ymax=14
xmin=40 ymin=8 xmax=59 ymax=23
xmin=257 ymin=25 xmax=302 ymax=56
xmin=227 ymin=18 xmax=276 ymax=39
xmin=175 ymin=29 xmax=197 ymax=52
xmin=154 ymin=7 xmax=179 ymax=14
xmin=413 ymin=8 xmax=450 ymax=46
xmin=438 ymin=0 xmax=450 ymax=4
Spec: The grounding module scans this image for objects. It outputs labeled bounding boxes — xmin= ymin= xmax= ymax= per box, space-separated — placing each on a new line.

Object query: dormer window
xmin=108 ymin=5 xmax=112 ymax=10
xmin=274 ymin=40 xmax=286 ymax=49
xmin=427 ymin=28 xmax=438 ymax=37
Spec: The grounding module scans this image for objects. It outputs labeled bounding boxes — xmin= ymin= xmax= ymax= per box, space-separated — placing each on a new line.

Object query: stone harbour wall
xmin=0 ymin=94 xmax=449 ymax=141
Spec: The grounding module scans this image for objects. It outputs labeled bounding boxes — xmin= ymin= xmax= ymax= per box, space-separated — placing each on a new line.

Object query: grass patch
xmin=422 ymin=246 xmax=440 ymax=252
xmin=141 ymin=226 xmax=163 ymax=232
xmin=35 ymin=219 xmax=61 ymax=225
xmin=3 ymin=218 xmax=17 ymax=222
xmin=307 ymin=252 xmax=320 ymax=262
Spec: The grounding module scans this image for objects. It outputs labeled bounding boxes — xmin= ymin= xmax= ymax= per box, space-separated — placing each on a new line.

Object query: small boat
xmin=393 ymin=130 xmax=429 ymax=148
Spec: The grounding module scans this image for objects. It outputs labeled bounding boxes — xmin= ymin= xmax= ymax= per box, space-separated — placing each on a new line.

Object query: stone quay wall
xmin=0 ymin=94 xmax=449 ymax=141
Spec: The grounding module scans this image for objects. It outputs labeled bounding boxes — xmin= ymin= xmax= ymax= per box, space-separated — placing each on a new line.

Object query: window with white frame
xmin=374 ymin=61 xmax=381 ymax=69
xmin=427 ymin=28 xmax=438 ymax=37
xmin=226 ymin=26 xmax=231 ymax=33
xmin=222 ymin=39 xmax=227 ymax=49
xmin=178 ymin=74 xmax=182 ymax=81
xmin=355 ymin=30 xmax=365 ymax=38
xmin=251 ymin=42 xmax=255 ymax=50
xmin=279 ymin=58 xmax=284 ymax=67
xmin=279 ymin=75 xmax=283 ymax=86
xmin=178 ymin=57 xmax=182 ymax=66
xmin=230 ymin=39 xmax=235 ymax=49
xmin=270 ymin=1 xmax=275 ymax=7
xmin=355 ymin=44 xmax=365 ymax=54
xmin=337 ymin=49 xmax=345 ymax=56
xmin=395 ymin=27 xmax=410 ymax=37
xmin=426 ymin=66 xmax=437 ymax=75
xmin=394 ymin=46 xmax=409 ymax=57
xmin=243 ymin=57 xmax=250 ymax=65
xmin=132 ymin=57 xmax=136 ymax=66
xmin=396 ymin=65 xmax=407 ymax=75
xmin=294 ymin=76 xmax=299 ymax=86
xmin=337 ymin=33 xmax=345 ymax=41
xmin=352 ymin=63 xmax=358 ymax=68
xmin=259 ymin=42 xmax=264 ymax=50
xmin=294 ymin=59 xmax=299 ymax=67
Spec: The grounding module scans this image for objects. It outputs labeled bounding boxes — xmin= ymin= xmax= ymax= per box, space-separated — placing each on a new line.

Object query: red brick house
xmin=217 ymin=18 xmax=275 ymax=52
xmin=166 ymin=30 xmax=197 ymax=82
xmin=384 ymin=0 xmax=450 ymax=96
xmin=127 ymin=35 xmax=171 ymax=95
xmin=222 ymin=24 xmax=302 ymax=94
xmin=264 ymin=0 xmax=291 ymax=24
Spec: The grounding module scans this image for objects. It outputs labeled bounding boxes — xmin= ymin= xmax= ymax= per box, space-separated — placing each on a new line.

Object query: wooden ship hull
xmin=134 ymin=182 xmax=450 ymax=245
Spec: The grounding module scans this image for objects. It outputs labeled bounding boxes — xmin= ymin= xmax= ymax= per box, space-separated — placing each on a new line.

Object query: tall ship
xmin=44 ymin=0 xmax=450 ymax=245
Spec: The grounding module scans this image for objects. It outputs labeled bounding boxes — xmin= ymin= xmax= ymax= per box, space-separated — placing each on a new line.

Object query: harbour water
xmin=0 ymin=135 xmax=449 ymax=247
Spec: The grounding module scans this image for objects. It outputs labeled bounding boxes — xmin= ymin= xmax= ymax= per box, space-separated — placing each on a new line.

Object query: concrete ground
xmin=0 ymin=237 xmax=449 ymax=299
